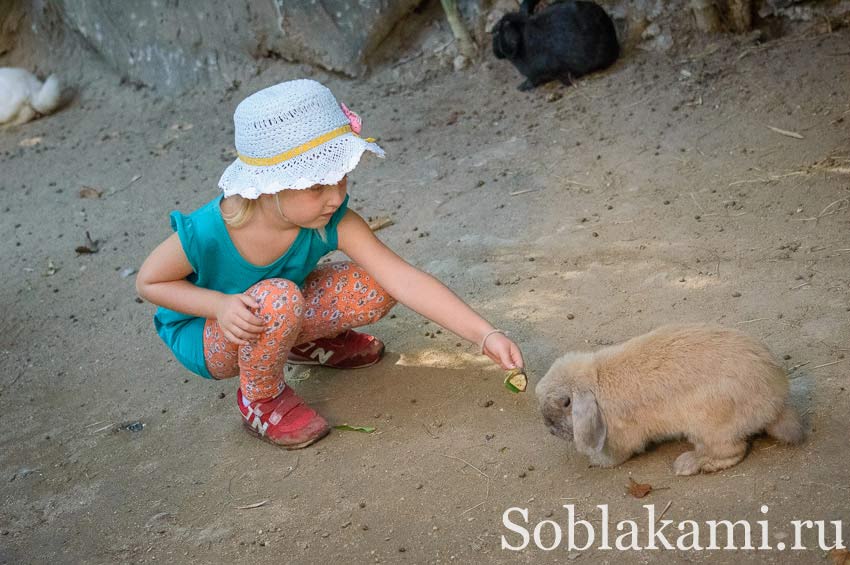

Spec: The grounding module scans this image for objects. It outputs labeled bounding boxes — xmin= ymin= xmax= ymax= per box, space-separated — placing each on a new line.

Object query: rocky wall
xmin=14 ymin=0 xmax=421 ymax=91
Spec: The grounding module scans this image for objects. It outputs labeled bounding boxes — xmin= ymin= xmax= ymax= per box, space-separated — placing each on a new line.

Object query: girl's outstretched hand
xmin=483 ymin=332 xmax=525 ymax=371
xmin=216 ymin=293 xmax=265 ymax=345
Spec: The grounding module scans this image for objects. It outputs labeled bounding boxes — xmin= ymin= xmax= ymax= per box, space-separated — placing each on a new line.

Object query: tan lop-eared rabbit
xmin=536 ymin=324 xmax=804 ymax=475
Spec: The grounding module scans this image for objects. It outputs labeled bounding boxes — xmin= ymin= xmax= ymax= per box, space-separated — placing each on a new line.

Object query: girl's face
xmin=272 ymin=176 xmax=348 ymax=229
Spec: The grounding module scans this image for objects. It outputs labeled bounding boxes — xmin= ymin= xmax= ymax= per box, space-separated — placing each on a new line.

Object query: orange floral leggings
xmin=203 ymin=262 xmax=395 ymax=401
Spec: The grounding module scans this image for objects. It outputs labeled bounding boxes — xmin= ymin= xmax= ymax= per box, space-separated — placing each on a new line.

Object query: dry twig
xmin=736 ymin=318 xmax=770 ymax=325
xmin=811 ymin=359 xmax=848 ymax=370
xmin=236 ymin=500 xmax=269 ymax=510
xmin=728 ymin=171 xmax=806 ymax=186
xmin=441 ymin=454 xmax=490 ymax=479
xmin=766 ymin=125 xmax=804 ymax=139
xmin=655 ymin=501 xmax=673 ymax=524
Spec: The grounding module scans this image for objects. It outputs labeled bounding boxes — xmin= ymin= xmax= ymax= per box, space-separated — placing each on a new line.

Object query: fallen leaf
xmin=79 ymin=186 xmax=103 ymax=199
xmin=75 ymin=231 xmax=99 ymax=254
xmin=333 ymin=424 xmax=376 ymax=433
xmin=627 ymin=478 xmax=653 ymax=498
xmin=446 ymin=111 xmax=460 ymax=126
xmin=368 ymin=217 xmax=394 ymax=231
xmin=19 ymin=136 xmax=43 ymax=147
xmin=236 ymin=500 xmax=269 ymax=510
xmin=831 ymin=548 xmax=850 ymax=565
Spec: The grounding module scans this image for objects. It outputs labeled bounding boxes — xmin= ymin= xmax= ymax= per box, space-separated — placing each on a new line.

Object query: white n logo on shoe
xmin=295 ymin=342 xmax=334 ymax=365
xmin=245 ymin=406 xmax=269 ymax=436
xmin=311 ymin=347 xmax=334 ymax=364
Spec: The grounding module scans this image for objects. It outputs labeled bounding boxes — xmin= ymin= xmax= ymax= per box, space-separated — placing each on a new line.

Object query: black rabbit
xmin=492 ymin=0 xmax=619 ymax=91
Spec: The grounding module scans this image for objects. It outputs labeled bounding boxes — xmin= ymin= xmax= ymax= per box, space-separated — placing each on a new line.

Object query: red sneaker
xmin=287 ymin=330 xmax=385 ymax=369
xmin=237 ymin=387 xmax=330 ymax=449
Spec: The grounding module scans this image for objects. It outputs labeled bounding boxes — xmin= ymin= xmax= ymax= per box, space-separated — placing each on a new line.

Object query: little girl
xmin=137 ymin=79 xmax=524 ymax=449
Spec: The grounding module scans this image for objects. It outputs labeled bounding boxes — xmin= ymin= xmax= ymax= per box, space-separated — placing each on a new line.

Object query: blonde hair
xmin=222 ymin=192 xmax=329 ymax=242
xmin=221 ymin=195 xmax=257 ymax=228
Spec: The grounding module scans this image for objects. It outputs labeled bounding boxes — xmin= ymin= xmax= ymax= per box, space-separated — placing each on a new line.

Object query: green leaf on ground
xmin=333 ymin=424 xmax=376 ymax=433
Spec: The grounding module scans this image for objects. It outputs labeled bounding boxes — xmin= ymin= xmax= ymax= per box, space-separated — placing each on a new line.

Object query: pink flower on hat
xmin=340 ymin=103 xmax=362 ymax=135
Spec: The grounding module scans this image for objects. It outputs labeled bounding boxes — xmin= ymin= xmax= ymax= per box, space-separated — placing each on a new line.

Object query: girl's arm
xmin=337 ymin=210 xmax=523 ymax=369
xmin=136 ymin=234 xmax=264 ymax=345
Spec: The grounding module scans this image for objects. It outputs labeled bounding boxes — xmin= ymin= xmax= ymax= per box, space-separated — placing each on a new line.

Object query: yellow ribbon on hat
xmin=237 ymin=124 xmax=376 ymax=167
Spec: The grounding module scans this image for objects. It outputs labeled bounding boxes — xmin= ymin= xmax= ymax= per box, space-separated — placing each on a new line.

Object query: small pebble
xmin=567 ymin=313 xmax=575 ymax=320
xmin=218 ymin=392 xmax=226 ymax=399
xmin=732 ymin=292 xmax=742 ymax=298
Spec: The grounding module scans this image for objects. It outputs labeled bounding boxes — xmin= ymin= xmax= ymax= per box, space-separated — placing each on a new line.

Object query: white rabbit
xmin=536 ymin=324 xmax=803 ymax=475
xmin=0 ymin=67 xmax=62 ymax=126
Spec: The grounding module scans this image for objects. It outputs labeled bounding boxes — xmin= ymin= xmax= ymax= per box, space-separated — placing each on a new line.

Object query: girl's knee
xmin=247 ymin=278 xmax=305 ymax=314
xmin=246 ymin=279 xmax=306 ymax=341
xmin=371 ymin=292 xmax=396 ymax=321
xmin=351 ymin=266 xmax=396 ymax=310
xmin=352 ymin=268 xmax=396 ymax=320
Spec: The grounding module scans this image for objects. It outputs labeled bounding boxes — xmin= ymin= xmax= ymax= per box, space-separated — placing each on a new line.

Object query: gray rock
xmin=27 ymin=0 xmax=421 ymax=92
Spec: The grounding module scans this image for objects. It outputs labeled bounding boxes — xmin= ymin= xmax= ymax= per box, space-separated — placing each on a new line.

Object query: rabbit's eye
xmin=563 ymin=398 xmax=571 ymax=408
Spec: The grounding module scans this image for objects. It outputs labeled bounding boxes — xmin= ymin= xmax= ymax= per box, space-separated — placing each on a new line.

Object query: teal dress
xmin=154 ymin=194 xmax=349 ymax=378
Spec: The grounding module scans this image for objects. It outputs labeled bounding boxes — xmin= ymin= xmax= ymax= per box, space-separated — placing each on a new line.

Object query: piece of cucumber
xmin=503 ymin=369 xmax=528 ymax=393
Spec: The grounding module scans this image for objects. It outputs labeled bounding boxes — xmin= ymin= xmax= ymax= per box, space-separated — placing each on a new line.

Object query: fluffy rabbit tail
xmin=31 ymin=74 xmax=62 ymax=114
xmin=765 ymin=403 xmax=804 ymax=444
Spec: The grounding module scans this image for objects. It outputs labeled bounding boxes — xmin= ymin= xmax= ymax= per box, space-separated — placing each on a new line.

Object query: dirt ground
xmin=1 ymin=19 xmax=849 ymax=565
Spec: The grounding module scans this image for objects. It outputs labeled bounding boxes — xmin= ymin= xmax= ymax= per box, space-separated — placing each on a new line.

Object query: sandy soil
xmin=1 ymin=22 xmax=849 ymax=565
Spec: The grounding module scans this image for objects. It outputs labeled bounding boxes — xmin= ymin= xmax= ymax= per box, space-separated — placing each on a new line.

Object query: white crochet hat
xmin=218 ymin=79 xmax=385 ymax=199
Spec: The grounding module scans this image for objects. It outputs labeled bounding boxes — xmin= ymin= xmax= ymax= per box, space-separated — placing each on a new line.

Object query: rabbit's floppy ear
xmin=573 ymin=390 xmax=606 ymax=453
xmin=495 ymin=17 xmax=523 ymax=59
